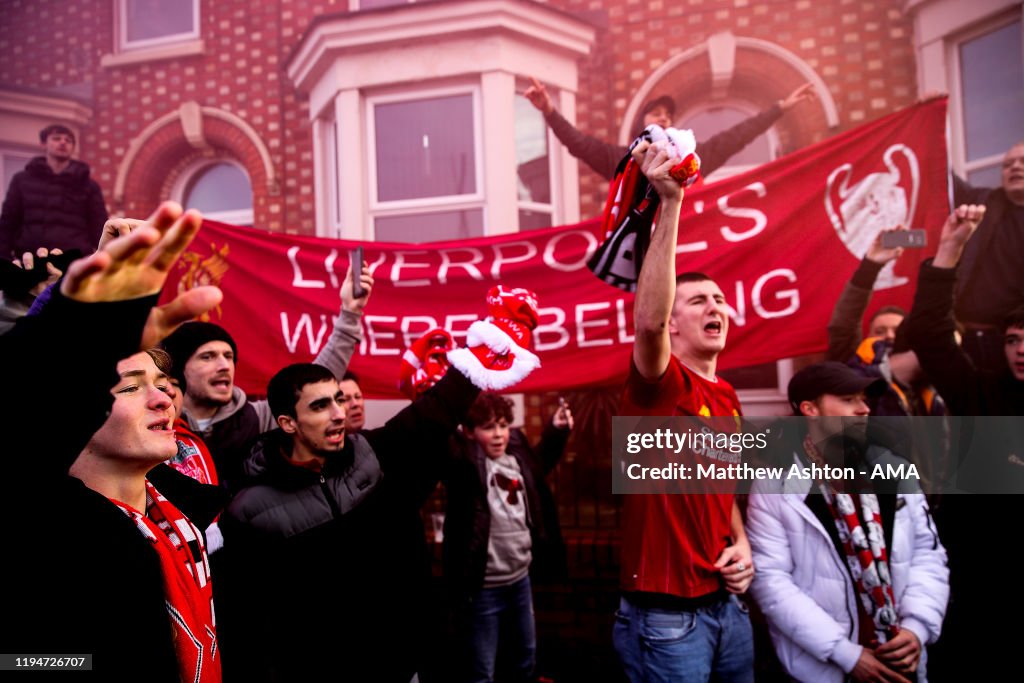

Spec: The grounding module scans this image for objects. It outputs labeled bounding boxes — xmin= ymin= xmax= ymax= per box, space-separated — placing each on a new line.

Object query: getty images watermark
xmin=612 ymin=416 xmax=1024 ymax=495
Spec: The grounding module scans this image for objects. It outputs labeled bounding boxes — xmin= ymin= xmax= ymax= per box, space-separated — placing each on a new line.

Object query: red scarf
xmin=803 ymin=436 xmax=900 ymax=646
xmin=111 ymin=480 xmax=220 ymax=683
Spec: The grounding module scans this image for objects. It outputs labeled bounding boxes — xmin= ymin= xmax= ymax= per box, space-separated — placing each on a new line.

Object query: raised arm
xmin=525 ymin=76 xmax=623 ymax=180
xmin=827 ymin=233 xmax=904 ymax=361
xmin=906 ymin=205 xmax=986 ymax=414
xmin=698 ymin=82 xmax=813 ymax=177
xmin=2 ymin=202 xmax=221 ymax=478
xmin=632 ymin=140 xmax=685 ymax=380
xmin=314 ymin=258 xmax=372 ymax=378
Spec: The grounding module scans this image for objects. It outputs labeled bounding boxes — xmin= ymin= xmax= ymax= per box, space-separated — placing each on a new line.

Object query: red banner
xmin=164 ymin=100 xmax=950 ymax=398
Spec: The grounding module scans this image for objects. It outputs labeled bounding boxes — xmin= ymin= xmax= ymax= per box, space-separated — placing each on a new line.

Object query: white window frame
xmin=366 ymin=85 xmax=486 ymax=240
xmin=946 ymin=10 xmax=1024 ymax=182
xmin=0 ymin=145 xmax=36 ymax=201
xmin=118 ymin=0 xmax=200 ymax=52
xmin=513 ymin=89 xmax=557 ymax=227
xmin=321 ymin=116 xmax=342 ymax=234
xmin=171 ymin=159 xmax=254 ymax=226
xmin=349 ymin=0 xmax=417 ymax=10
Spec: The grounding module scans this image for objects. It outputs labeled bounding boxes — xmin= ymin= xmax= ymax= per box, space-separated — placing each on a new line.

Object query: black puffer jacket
xmin=0 ymin=156 xmax=107 ymax=259
xmin=216 ymin=369 xmax=479 ymax=683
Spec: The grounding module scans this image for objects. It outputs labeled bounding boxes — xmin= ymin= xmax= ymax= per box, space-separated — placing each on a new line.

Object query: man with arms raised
xmin=612 ymin=140 xmax=755 ymax=681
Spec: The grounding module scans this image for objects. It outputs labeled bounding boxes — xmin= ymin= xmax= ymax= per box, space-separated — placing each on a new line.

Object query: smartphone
xmin=880 ymin=229 xmax=927 ymax=249
xmin=349 ymin=246 xmax=366 ymax=299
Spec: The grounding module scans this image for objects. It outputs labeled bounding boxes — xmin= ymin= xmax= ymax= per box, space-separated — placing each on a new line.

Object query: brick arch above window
xmin=619 ymin=32 xmax=840 ymax=155
xmin=112 ymin=102 xmax=277 ymax=225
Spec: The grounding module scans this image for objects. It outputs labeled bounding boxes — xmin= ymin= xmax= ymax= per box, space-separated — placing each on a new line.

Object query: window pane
xmin=125 ymin=0 xmax=195 ymax=43
xmin=515 ymin=95 xmax=551 ymax=204
xmin=375 ymin=209 xmax=483 ymax=243
xmin=184 ymin=164 xmax=253 ymax=214
xmin=374 ymin=94 xmax=476 ymax=202
xmin=682 ymin=106 xmax=773 ymax=167
xmin=2 ymin=151 xmax=34 ymax=200
xmin=518 ymin=210 xmax=552 ymax=232
xmin=960 ymin=22 xmax=1024 ymax=163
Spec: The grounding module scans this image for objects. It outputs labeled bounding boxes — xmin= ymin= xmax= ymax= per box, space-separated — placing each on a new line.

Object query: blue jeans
xmin=612 ymin=594 xmax=754 ymax=683
xmin=459 ymin=574 xmax=536 ymax=683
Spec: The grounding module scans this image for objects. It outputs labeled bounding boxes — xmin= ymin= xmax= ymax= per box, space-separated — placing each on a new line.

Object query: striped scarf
xmin=804 ymin=435 xmax=899 ymax=645
xmin=111 ymin=480 xmax=220 ymax=683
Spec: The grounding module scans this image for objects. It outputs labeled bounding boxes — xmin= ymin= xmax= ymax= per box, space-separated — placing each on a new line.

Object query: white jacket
xmin=746 ymin=454 xmax=949 ymax=683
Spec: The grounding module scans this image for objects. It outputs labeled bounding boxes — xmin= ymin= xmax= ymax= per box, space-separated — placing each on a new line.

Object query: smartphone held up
xmin=880 ymin=229 xmax=927 ymax=249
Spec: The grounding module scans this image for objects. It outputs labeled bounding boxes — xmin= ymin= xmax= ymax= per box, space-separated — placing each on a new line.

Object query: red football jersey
xmin=168 ymin=418 xmax=219 ymax=486
xmin=619 ymin=356 xmax=742 ymax=598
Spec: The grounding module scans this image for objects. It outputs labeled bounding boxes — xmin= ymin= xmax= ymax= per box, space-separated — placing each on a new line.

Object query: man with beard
xmin=746 ymin=362 xmax=949 ymax=683
xmin=161 ymin=263 xmax=372 ymax=492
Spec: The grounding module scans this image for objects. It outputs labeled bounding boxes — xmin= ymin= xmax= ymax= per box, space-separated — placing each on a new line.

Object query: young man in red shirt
xmin=613 ymin=139 xmax=755 ymax=681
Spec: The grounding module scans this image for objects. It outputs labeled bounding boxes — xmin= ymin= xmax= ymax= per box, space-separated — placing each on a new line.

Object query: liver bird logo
xmin=177 ymin=243 xmax=230 ymax=321
xmin=492 ymin=472 xmax=522 ymax=505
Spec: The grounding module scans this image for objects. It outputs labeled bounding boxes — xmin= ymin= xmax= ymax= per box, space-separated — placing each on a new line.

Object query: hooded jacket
xmin=0 ymin=156 xmax=107 ymax=258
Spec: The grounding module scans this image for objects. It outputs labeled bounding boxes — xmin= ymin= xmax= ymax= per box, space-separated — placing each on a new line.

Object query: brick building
xmin=1 ymin=0 xmax=1021 ymax=679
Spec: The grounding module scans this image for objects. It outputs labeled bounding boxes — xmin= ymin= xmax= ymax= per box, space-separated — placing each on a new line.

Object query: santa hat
xmin=447 ymin=285 xmax=541 ymax=391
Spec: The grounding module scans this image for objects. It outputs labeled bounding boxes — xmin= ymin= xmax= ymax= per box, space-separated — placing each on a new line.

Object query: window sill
xmin=101 ymin=39 xmax=204 ymax=68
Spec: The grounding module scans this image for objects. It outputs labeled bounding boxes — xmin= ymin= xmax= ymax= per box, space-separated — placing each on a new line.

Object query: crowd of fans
xmin=0 ymin=83 xmax=1021 ymax=683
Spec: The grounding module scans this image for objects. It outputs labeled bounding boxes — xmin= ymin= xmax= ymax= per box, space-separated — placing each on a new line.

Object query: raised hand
xmin=866 ymin=230 xmax=905 ymax=264
xmin=97 ymin=216 xmax=147 ymax=251
xmin=60 ymin=201 xmax=222 ymax=347
xmin=933 ymin=203 xmax=986 ymax=268
xmin=14 ymin=247 xmax=64 ymax=296
xmin=779 ymin=82 xmax=815 ymax=111
xmin=341 ymin=259 xmax=374 ymax=314
xmin=523 ymin=77 xmax=554 ymax=115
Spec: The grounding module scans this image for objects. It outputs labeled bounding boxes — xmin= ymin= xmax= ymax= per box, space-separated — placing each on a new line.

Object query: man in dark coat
xmin=949 ymin=140 xmax=1024 ymax=372
xmin=0 ymin=202 xmax=226 ymax=681
xmin=0 ymin=124 xmax=107 ymax=259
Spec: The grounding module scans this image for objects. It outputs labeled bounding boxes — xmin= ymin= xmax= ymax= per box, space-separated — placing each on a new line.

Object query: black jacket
xmin=907 ymin=260 xmax=1024 ymax=492
xmin=217 ymin=369 xmax=480 ymax=683
xmin=0 ymin=156 xmax=107 ymax=259
xmin=951 ymin=176 xmax=1024 ymax=326
xmin=0 ymin=292 xmax=227 ymax=682
xmin=442 ymin=423 xmax=569 ymax=599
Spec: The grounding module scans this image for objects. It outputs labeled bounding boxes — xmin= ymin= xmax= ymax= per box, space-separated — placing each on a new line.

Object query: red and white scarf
xmin=803 ymin=436 xmax=900 ymax=645
xmin=111 ymin=480 xmax=220 ymax=683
